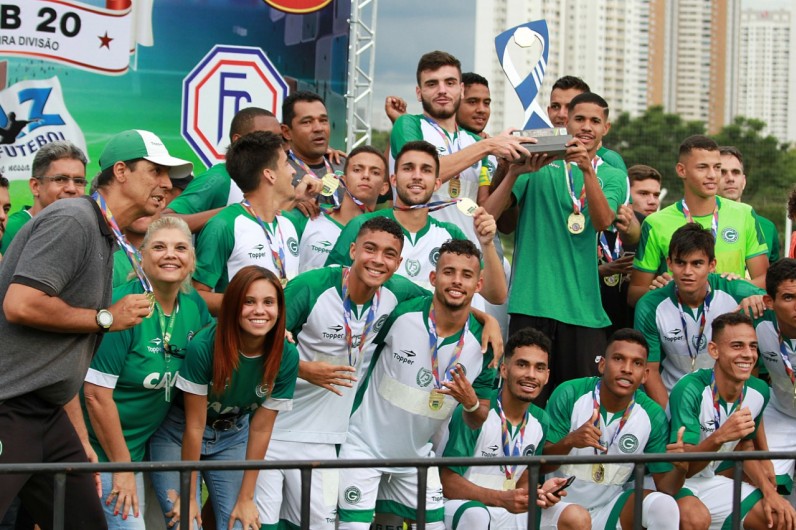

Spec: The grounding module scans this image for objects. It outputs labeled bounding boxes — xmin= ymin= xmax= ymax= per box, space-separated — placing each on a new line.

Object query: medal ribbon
xmin=289 ymin=150 xmax=340 ymax=207
xmin=428 ymin=304 xmax=469 ymax=390
xmin=681 ymin=199 xmax=719 ymax=240
xmin=775 ymin=322 xmax=796 ymax=386
xmin=592 ymin=380 xmax=635 ymax=455
xmin=92 ymin=192 xmax=153 ymax=293
xmin=710 ymin=370 xmax=745 ymax=430
xmin=341 ymin=267 xmax=381 ymax=367
xmin=394 ymin=199 xmax=461 ymax=213
xmin=674 ymin=285 xmax=713 ymax=368
xmin=565 ymin=157 xmax=602 ymax=215
xmin=422 ymin=116 xmax=461 ymax=155
xmin=157 ymin=302 xmax=179 ymax=403
xmin=598 ymin=232 xmax=622 ymax=263
xmin=241 ymin=200 xmax=287 ymax=282
xmin=331 ymin=171 xmax=371 ymax=213
xmin=496 ymin=389 xmax=529 ymax=481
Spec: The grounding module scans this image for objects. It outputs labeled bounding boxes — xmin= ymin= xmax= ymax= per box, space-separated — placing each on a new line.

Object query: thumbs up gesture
xmin=666 ymin=426 xmax=689 ymax=474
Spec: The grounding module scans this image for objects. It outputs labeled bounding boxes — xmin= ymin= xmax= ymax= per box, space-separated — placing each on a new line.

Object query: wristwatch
xmin=96 ymin=309 xmax=113 ymax=332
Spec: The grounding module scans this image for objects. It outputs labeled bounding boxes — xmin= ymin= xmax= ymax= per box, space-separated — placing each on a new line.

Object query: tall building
xmin=474 ymin=0 xmax=653 ymax=133
xmin=737 ymin=9 xmax=796 ymax=143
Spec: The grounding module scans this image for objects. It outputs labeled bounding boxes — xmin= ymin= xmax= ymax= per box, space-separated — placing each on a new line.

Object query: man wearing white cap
xmin=0 ymin=129 xmax=191 ymax=530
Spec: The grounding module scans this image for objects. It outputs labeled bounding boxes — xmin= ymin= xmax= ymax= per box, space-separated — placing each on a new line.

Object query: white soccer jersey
xmin=297 ymin=213 xmax=344 ymax=273
xmin=754 ymin=315 xmax=796 ymax=418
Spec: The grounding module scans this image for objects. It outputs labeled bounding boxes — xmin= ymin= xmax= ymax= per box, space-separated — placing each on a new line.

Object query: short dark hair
xmin=438 ymin=238 xmax=482 ymax=268
xmin=668 ymin=223 xmax=716 ymax=262
xmin=462 ymin=72 xmax=488 ymax=88
xmin=32 ymin=141 xmax=87 ymax=178
xmin=0 ymin=175 xmax=8 ymax=188
xmin=394 ymin=141 xmax=440 ymax=177
xmin=282 ymin=91 xmax=325 ymax=129
xmin=765 ymin=258 xmax=796 ymax=299
xmin=606 ymin=328 xmax=649 ymax=358
xmin=229 ymin=107 xmax=276 ymax=141
xmin=719 ymin=146 xmax=744 ymax=168
xmin=628 ymin=164 xmax=661 ymax=185
xmin=225 ymin=131 xmax=284 ymax=193
xmin=95 ymin=158 xmax=144 ymax=189
xmin=416 ymin=51 xmax=461 ymax=85
xmin=711 ymin=312 xmax=754 ymax=342
xmin=679 ymin=135 xmax=718 ymax=159
xmin=505 ymin=327 xmax=551 ymax=361
xmin=344 ymin=145 xmax=388 ymax=177
xmin=552 ymin=76 xmax=590 ymax=93
xmin=568 ymin=92 xmax=609 ymax=119
xmin=356 ymin=216 xmax=404 ymax=249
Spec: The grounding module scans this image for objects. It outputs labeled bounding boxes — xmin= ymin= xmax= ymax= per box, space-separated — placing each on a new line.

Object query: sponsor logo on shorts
xmin=405 ymin=259 xmax=421 ymax=277
xmin=288 ymin=237 xmax=299 ymax=256
xmin=416 ymin=368 xmax=433 ymax=387
xmin=344 ymin=486 xmax=362 ymax=505
xmin=393 ymin=350 xmax=416 ymax=366
xmin=663 ymin=328 xmax=684 ymax=343
xmin=373 ymin=314 xmax=388 ymax=334
xmin=523 ymin=444 xmax=536 ymax=456
xmin=721 ymin=227 xmax=739 ymax=244
xmin=429 ymin=247 xmax=440 ymax=266
xmin=619 ymin=434 xmax=639 ymax=453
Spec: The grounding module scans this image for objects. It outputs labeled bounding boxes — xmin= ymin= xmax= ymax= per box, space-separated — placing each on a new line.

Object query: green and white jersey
xmin=597 ymin=147 xmax=627 ymax=173
xmin=344 ymin=296 xmax=496 ymax=462
xmin=754 ymin=311 xmax=796 ymax=418
xmin=325 ymin=209 xmax=468 ymax=293
xmin=177 ymin=322 xmax=299 ymax=421
xmin=510 ymin=160 xmax=627 ymax=327
xmin=167 ymin=163 xmax=243 ymax=215
xmin=0 ymin=206 xmax=32 ymax=254
xmin=83 ymin=280 xmax=213 ymax=462
xmin=755 ymin=213 xmax=780 ymax=263
xmin=669 ymin=369 xmax=768 ymax=478
xmin=634 ymin=198 xmax=768 ymax=277
xmin=546 ymin=377 xmax=672 ymax=508
xmin=443 ymin=390 xmax=548 ymax=490
xmin=272 ymin=267 xmax=428 ymax=444
xmin=292 ymin=211 xmax=344 ymax=273
xmin=390 ymin=113 xmax=487 ymax=245
xmin=635 ymin=274 xmax=764 ymax=392
xmin=193 ymin=203 xmax=301 ymax=292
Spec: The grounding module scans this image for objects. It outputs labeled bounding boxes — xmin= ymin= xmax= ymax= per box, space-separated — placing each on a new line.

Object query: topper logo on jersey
xmin=700 ymin=419 xmax=718 ymax=434
xmin=311 ymin=240 xmax=333 ymax=254
xmin=429 ymin=247 xmax=440 ymax=266
xmin=249 ymin=244 xmax=267 ymax=260
xmin=721 ymin=227 xmax=739 ymax=244
xmin=288 ymin=237 xmax=299 ymax=256
xmin=344 ymin=486 xmax=362 ymax=505
xmin=416 ymin=368 xmax=433 ymax=387
xmin=393 ymin=350 xmax=415 ymax=366
xmin=148 ymin=337 xmax=163 ymax=354
xmin=760 ymin=349 xmax=779 ymax=364
xmin=323 ymin=325 xmax=345 ymax=341
xmin=405 ymin=259 xmax=421 ymax=277
xmin=663 ymin=328 xmax=684 ymax=343
xmin=618 ymin=434 xmax=639 ymax=453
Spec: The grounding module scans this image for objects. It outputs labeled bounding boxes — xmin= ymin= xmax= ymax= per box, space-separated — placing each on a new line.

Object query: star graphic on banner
xmin=98 ymin=31 xmax=113 ymax=49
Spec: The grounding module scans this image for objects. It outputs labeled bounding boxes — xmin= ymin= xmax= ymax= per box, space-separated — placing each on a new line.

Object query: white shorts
xmin=254 ymin=440 xmax=339 ymax=530
xmin=763 ymin=405 xmax=796 ymax=491
xmin=443 ymin=498 xmax=570 ymax=530
xmin=683 ymin=475 xmax=761 ymax=530
xmin=588 ymin=490 xmax=632 ymax=530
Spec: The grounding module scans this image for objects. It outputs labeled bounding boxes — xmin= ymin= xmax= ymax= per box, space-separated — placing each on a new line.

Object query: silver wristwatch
xmin=96 ymin=309 xmax=113 ymax=331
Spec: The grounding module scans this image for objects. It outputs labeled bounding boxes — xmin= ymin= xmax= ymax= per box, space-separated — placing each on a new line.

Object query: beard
xmin=421 ymin=96 xmax=457 ymax=121
xmin=396 ymin=185 xmax=434 ymax=206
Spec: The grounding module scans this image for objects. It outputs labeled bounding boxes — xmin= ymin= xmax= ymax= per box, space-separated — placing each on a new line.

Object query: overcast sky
xmin=370 ymin=0 xmax=793 ymax=130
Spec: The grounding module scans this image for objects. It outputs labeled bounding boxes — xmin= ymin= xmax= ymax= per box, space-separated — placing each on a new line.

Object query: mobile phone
xmin=550 ymin=475 xmax=576 ymax=496
xmin=622 ymin=251 xmax=636 ymax=259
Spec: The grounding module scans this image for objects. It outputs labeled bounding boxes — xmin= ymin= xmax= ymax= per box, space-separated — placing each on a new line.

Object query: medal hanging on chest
xmin=591 ymin=381 xmax=635 ymax=484
xmin=428 ymin=389 xmax=445 ymax=411
xmin=427 ymin=305 xmax=468 ymax=411
xmin=564 ymin=163 xmax=587 ymax=235
xmin=497 ymin=390 xmax=529 ymax=491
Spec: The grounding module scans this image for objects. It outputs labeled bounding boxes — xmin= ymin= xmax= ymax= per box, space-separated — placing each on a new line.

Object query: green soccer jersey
xmin=634 ymin=198 xmax=768 ymax=276
xmin=82 ymin=280 xmax=213 ymax=462
xmin=193 ymin=203 xmax=301 ymax=292
xmin=755 ymin=213 xmax=780 ymax=263
xmin=176 ymin=322 xmax=299 ymax=422
xmin=167 ymin=163 xmax=242 ymax=215
xmin=546 ymin=377 xmax=672 ymax=509
xmin=0 ymin=206 xmax=32 ymax=254
xmin=634 ymin=274 xmax=764 ymax=392
xmin=510 ymin=160 xmax=628 ymax=327
xmin=669 ymin=369 xmax=768 ymax=478
xmin=597 ymin=146 xmax=627 ymax=173
xmin=112 ymin=248 xmax=134 ymax=287
xmin=444 ymin=390 xmax=548 ymax=487
xmin=325 ymin=209 xmax=468 ymax=292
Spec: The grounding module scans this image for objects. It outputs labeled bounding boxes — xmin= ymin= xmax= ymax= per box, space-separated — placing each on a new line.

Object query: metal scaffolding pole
xmin=345 ymin=0 xmax=378 ymax=150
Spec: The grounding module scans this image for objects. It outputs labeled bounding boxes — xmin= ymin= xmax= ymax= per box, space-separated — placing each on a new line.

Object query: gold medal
xmin=280 ymin=277 xmax=288 ymax=288
xmin=448 ymin=177 xmax=461 ymax=198
xmin=592 ymin=463 xmax=605 ymax=483
xmin=567 ymin=212 xmax=586 ymax=234
xmin=502 ymin=478 xmax=516 ymax=491
xmin=456 ymin=197 xmax=478 ymax=217
xmin=146 ymin=291 xmax=156 ymax=318
xmin=428 ymin=389 xmax=444 ymax=411
xmin=603 ymin=274 xmax=620 ymax=287
xmin=320 ymin=173 xmax=339 ymax=197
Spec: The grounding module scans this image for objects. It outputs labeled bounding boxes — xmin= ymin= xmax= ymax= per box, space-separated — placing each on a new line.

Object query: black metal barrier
xmin=1 ymin=450 xmax=794 ymax=530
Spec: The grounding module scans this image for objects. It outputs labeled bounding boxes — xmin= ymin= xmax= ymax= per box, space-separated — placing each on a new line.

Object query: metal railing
xmin=1 ymin=450 xmax=794 ymax=530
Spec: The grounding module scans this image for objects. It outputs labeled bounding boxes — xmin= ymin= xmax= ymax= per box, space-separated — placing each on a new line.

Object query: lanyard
xmin=394 ymin=199 xmax=460 ymax=213
xmin=289 ymin=150 xmax=340 ymax=207
xmin=157 ymin=302 xmax=179 ymax=402
xmin=565 ymin=157 xmax=601 ymax=215
xmin=675 ymin=285 xmax=713 ymax=369
xmin=428 ymin=305 xmax=469 ymax=390
xmin=340 ymin=267 xmax=381 ymax=367
xmin=241 ymin=200 xmax=287 ymax=282
xmin=92 ymin=192 xmax=153 ymax=293
xmin=681 ymin=199 xmax=718 ymax=239
xmin=598 ymin=231 xmax=622 ymax=262
xmin=496 ymin=390 xmax=529 ymax=480
xmin=422 ymin=116 xmax=461 ymax=155
xmin=592 ymin=380 xmax=635 ymax=455
xmin=710 ymin=371 xmax=745 ymax=429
